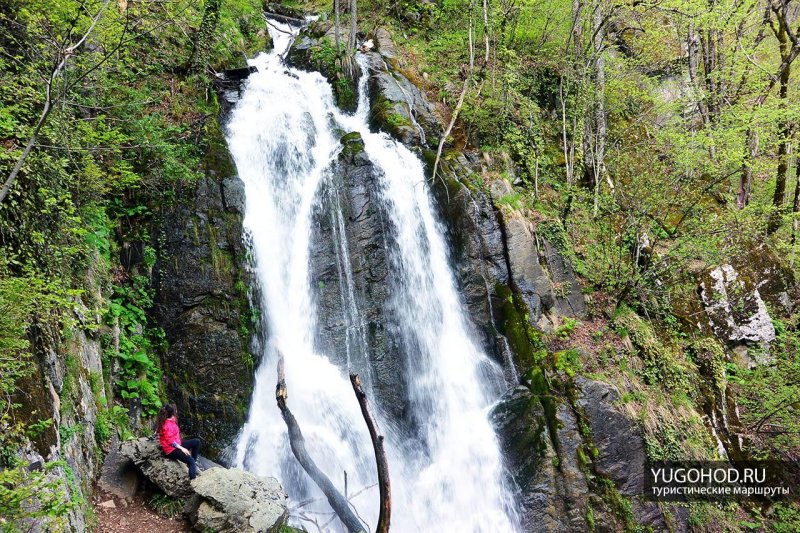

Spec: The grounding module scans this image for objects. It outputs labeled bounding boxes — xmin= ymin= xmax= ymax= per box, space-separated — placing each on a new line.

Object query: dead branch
xmin=275 ymin=356 xmax=366 ymax=533
xmin=349 ymin=373 xmax=390 ymax=533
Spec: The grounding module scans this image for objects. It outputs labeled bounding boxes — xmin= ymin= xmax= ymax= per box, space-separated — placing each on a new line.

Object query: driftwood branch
xmin=275 ymin=357 xmax=366 ymax=533
xmin=349 ymin=373 xmax=391 ymax=533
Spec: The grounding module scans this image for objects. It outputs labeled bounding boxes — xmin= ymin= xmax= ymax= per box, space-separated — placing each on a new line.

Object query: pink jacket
xmin=159 ymin=417 xmax=181 ymax=455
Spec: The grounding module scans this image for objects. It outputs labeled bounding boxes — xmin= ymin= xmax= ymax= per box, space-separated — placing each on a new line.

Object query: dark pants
xmin=167 ymin=438 xmax=201 ymax=479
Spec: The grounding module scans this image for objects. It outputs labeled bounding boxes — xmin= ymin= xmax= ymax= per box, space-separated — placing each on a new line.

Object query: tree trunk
xmin=767 ymin=20 xmax=792 ymax=233
xmin=335 ymin=0 xmax=341 ymax=53
xmin=189 ymin=0 xmax=222 ymax=74
xmin=348 ymin=0 xmax=358 ymax=52
xmin=275 ymin=358 xmax=366 ymax=533
xmin=591 ymin=2 xmax=606 ymax=214
xmin=791 ymin=146 xmax=800 ymax=267
xmin=350 ymin=374 xmax=390 ymax=533
xmin=737 ymin=128 xmax=758 ymax=209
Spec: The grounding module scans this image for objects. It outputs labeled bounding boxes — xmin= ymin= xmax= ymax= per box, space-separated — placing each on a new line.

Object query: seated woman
xmin=156 ymin=403 xmax=202 ymax=479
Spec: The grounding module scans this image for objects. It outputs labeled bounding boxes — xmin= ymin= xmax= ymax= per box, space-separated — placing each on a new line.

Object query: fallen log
xmin=275 ymin=357 xmax=366 ymax=533
xmin=350 ymin=373 xmax=391 ymax=533
xmin=263 ymin=10 xmax=306 ymax=25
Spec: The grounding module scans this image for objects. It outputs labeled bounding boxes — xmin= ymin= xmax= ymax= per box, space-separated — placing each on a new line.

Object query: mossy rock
xmin=339 ymin=131 xmax=365 ymax=159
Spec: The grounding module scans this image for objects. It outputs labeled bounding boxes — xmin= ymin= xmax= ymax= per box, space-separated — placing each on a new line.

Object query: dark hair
xmin=155 ymin=403 xmax=176 ymax=435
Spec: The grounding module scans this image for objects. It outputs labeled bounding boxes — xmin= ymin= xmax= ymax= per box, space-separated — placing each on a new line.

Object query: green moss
xmin=688 ymin=337 xmax=727 ymax=392
xmin=614 ymin=306 xmax=691 ymax=392
xmin=339 ymin=131 xmax=365 ymax=158
xmin=494 ymin=283 xmax=546 ymax=371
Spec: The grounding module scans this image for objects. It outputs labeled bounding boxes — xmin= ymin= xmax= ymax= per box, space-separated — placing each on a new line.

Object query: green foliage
xmin=147 ymin=494 xmax=186 ymax=519
xmin=105 ymin=276 xmax=163 ymax=416
xmin=0 ymin=460 xmax=73 ymax=532
xmin=554 ymin=317 xmax=578 ymax=339
xmin=614 ymin=306 xmax=691 ymax=392
xmin=737 ymin=314 xmax=800 ymax=456
xmin=771 ymin=502 xmax=800 ymax=533
xmin=0 ymin=275 xmax=76 ymax=465
xmin=553 ymin=348 xmax=581 ymax=376
xmin=496 ymin=192 xmax=524 ymax=210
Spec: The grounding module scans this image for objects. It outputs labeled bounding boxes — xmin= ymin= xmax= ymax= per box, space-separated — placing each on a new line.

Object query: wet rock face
xmin=154 ymin=171 xmax=254 ymax=460
xmin=491 ymin=387 xmax=589 ymax=532
xmin=310 ymin=132 xmax=411 ymax=427
xmin=361 ymin=51 xmax=441 ymax=148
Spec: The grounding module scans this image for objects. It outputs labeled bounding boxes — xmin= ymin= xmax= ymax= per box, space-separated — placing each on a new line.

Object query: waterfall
xmin=228 ymin=20 xmax=518 ymax=532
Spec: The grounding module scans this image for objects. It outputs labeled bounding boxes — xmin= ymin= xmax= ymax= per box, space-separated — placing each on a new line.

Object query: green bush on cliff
xmin=105 ymin=277 xmax=164 ymax=417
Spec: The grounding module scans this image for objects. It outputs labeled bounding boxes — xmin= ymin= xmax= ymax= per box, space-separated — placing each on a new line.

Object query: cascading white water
xmin=229 ymin=21 xmax=518 ymax=532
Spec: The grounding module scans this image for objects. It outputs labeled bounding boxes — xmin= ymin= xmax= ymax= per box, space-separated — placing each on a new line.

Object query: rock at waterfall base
xmin=119 ymin=438 xmax=193 ymax=498
xmin=186 ymin=468 xmax=288 ymax=533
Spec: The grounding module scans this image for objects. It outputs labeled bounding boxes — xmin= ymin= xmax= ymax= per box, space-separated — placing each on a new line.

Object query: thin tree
xmin=0 ymin=0 xmax=113 ymax=205
xmin=738 ymin=0 xmax=800 ymax=209
xmin=766 ymin=0 xmax=799 ymax=231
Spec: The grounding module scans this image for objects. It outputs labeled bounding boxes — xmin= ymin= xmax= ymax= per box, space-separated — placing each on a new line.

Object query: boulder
xmin=222 ymin=176 xmax=246 ymax=214
xmin=575 ymin=377 xmax=682 ymax=531
xmin=699 ymin=264 xmax=776 ymax=359
xmin=118 ymin=438 xmax=193 ymax=498
xmin=186 ymin=468 xmax=288 ymax=533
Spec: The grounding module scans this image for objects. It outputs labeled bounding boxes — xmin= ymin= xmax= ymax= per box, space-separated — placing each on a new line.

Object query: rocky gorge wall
xmin=152 ymin=118 xmax=256 ymax=460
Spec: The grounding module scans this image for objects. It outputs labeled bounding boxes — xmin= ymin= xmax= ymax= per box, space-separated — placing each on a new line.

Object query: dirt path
xmin=92 ymin=487 xmax=192 ymax=533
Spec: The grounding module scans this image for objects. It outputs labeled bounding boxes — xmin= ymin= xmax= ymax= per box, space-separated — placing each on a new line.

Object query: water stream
xmin=228 ymin=21 xmax=517 ymax=532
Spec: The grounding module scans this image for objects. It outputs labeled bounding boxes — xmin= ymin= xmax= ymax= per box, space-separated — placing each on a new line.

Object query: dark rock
xmin=540 ymin=237 xmax=587 ymax=318
xmin=491 ymin=387 xmax=589 ymax=531
xmin=576 ymin=378 xmax=645 ymax=495
xmin=361 ymin=51 xmax=440 ymax=148
xmin=503 ymin=215 xmax=554 ymax=328
xmin=286 ymin=23 xmax=360 ymax=112
xmin=309 ymin=132 xmax=409 ymax=427
xmin=154 ymin=158 xmax=254 ymax=459
xmin=186 ymin=468 xmax=288 ymax=533
xmin=97 ymin=436 xmax=139 ymax=501
xmin=427 ymin=155 xmax=511 ymax=362
xmin=221 ymin=65 xmax=257 ymax=81
xmin=575 ymin=377 xmax=679 ymax=531
xmin=222 ymin=176 xmax=246 ymax=214
xmin=264 ymin=2 xmax=307 ymax=22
